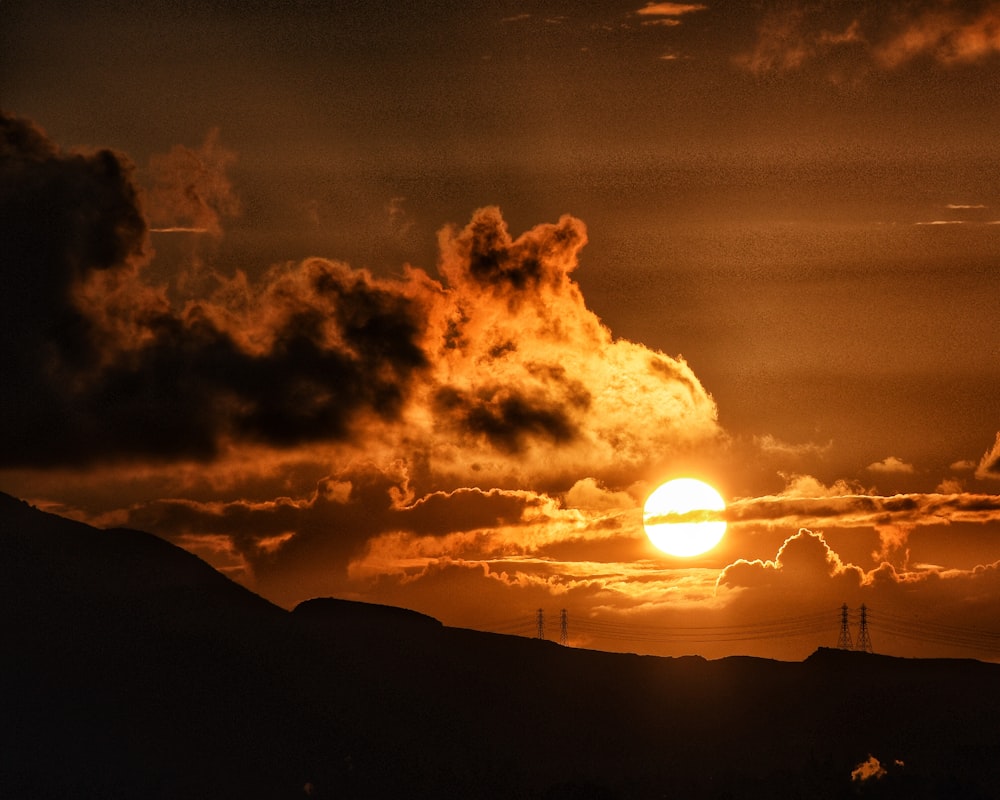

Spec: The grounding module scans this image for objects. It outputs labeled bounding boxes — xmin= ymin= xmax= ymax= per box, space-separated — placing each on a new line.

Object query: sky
xmin=3 ymin=0 xmax=1000 ymax=661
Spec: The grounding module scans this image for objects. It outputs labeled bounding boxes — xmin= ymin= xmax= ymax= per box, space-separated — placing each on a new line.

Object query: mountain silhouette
xmin=2 ymin=491 xmax=999 ymax=799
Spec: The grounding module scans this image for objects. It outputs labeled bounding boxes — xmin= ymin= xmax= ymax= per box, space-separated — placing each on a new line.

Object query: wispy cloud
xmin=636 ymin=2 xmax=706 ymax=28
xmin=727 ymin=475 xmax=1000 ymax=531
xmin=875 ymin=4 xmax=1000 ymax=68
xmin=755 ymin=434 xmax=833 ymax=459
xmin=636 ymin=3 xmax=707 ymax=17
xmin=977 ymin=432 xmax=1000 ymax=480
xmin=737 ymin=2 xmax=1000 ymax=77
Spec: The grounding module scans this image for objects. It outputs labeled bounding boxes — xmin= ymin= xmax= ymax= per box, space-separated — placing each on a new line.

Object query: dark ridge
xmin=3 ymin=491 xmax=1000 ymax=799
xmin=294 ymin=595 xmax=444 ymax=628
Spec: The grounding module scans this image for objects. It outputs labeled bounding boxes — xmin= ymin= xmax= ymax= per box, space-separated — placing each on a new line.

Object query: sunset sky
xmin=3 ymin=0 xmax=1000 ymax=661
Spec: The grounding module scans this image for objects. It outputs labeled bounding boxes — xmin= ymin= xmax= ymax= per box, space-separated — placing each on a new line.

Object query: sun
xmin=643 ymin=478 xmax=727 ymax=557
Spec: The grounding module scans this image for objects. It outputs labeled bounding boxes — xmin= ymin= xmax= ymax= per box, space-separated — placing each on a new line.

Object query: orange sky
xmin=3 ymin=0 xmax=1000 ymax=661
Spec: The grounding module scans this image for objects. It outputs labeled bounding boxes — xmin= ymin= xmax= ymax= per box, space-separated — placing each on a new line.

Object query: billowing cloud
xmin=1 ymin=113 xmax=720 ymax=482
xmin=718 ymin=529 xmax=864 ymax=593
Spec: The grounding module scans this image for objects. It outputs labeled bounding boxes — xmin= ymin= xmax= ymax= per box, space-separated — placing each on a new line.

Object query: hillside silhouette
xmin=2 ymin=491 xmax=999 ymax=799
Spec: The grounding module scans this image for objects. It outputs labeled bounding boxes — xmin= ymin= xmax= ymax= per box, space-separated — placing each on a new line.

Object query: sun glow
xmin=643 ymin=478 xmax=727 ymax=557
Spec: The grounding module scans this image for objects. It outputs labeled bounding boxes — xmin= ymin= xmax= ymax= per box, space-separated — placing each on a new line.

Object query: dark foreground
xmin=3 ymin=492 xmax=998 ymax=799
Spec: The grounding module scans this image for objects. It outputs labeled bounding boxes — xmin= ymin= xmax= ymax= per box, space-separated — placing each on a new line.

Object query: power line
xmin=477 ymin=605 xmax=1000 ymax=658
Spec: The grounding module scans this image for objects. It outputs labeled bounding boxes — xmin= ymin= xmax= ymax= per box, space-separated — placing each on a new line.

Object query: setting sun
xmin=643 ymin=478 xmax=727 ymax=557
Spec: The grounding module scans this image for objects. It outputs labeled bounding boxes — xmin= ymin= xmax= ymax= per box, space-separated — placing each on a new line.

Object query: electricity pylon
xmin=837 ymin=603 xmax=853 ymax=650
xmin=559 ymin=609 xmax=568 ymax=646
xmin=855 ymin=603 xmax=873 ymax=653
xmin=536 ymin=608 xmax=545 ymax=640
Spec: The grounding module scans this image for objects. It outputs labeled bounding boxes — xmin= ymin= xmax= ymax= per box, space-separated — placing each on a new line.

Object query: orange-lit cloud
xmin=1 ymin=114 xmax=720 ymax=485
xmin=875 ymin=4 xmax=1000 ymax=67
xmin=718 ymin=529 xmax=864 ymax=593
xmin=755 ymin=434 xmax=833 ymax=460
xmin=728 ymin=477 xmax=1000 ymax=530
xmin=851 ymin=755 xmax=887 ymax=782
xmin=636 ymin=3 xmax=706 ymax=26
xmin=737 ymin=2 xmax=1000 ymax=77
xmin=977 ymin=432 xmax=1000 ymax=480
xmin=734 ymin=7 xmax=863 ymax=75
xmin=866 ymin=456 xmax=915 ymax=474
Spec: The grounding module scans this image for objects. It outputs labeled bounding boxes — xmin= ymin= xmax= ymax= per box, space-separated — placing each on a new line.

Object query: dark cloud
xmin=1 ymin=112 xmax=148 ymax=461
xmin=433 ymin=382 xmax=585 ymax=454
xmin=0 ymin=113 xmax=430 ymax=466
xmin=119 ymin=464 xmax=556 ymax=604
xmin=438 ymin=206 xmax=586 ymax=300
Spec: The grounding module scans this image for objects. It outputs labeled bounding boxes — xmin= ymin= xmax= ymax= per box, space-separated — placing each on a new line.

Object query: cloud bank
xmin=1 ymin=112 xmax=720 ymax=486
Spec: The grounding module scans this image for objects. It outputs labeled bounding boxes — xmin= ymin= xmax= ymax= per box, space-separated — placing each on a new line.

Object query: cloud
xmin=851 ymin=755 xmax=886 ymax=782
xmin=636 ymin=3 xmax=706 ymax=28
xmin=866 ymin=456 xmax=915 ymax=474
xmin=875 ymin=4 xmax=1000 ymax=68
xmin=734 ymin=7 xmax=864 ymax=75
xmin=145 ymin=129 xmax=239 ymax=236
xmin=736 ymin=2 xmax=1000 ymax=77
xmin=755 ymin=434 xmax=833 ymax=459
xmin=2 ymin=116 xmax=720 ymax=483
xmin=718 ymin=529 xmax=865 ymax=593
xmin=636 ymin=3 xmax=707 ymax=17
xmin=1 ymin=112 xmax=148 ymax=463
xmin=112 ymin=460 xmax=640 ymax=607
xmin=727 ymin=474 xmax=1000 ymax=532
xmin=977 ymin=432 xmax=1000 ymax=480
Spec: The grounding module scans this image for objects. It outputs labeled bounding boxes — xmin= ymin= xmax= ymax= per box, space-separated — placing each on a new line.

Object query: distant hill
xmin=2 ymin=491 xmax=999 ymax=799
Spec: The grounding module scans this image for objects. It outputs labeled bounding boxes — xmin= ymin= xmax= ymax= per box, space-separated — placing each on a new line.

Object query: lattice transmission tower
xmin=559 ymin=608 xmax=568 ymax=646
xmin=855 ymin=603 xmax=873 ymax=653
xmin=536 ymin=608 xmax=545 ymax=640
xmin=837 ymin=603 xmax=853 ymax=650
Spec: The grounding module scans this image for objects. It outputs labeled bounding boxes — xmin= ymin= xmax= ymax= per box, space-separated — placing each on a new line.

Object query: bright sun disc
xmin=643 ymin=478 xmax=727 ymax=557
